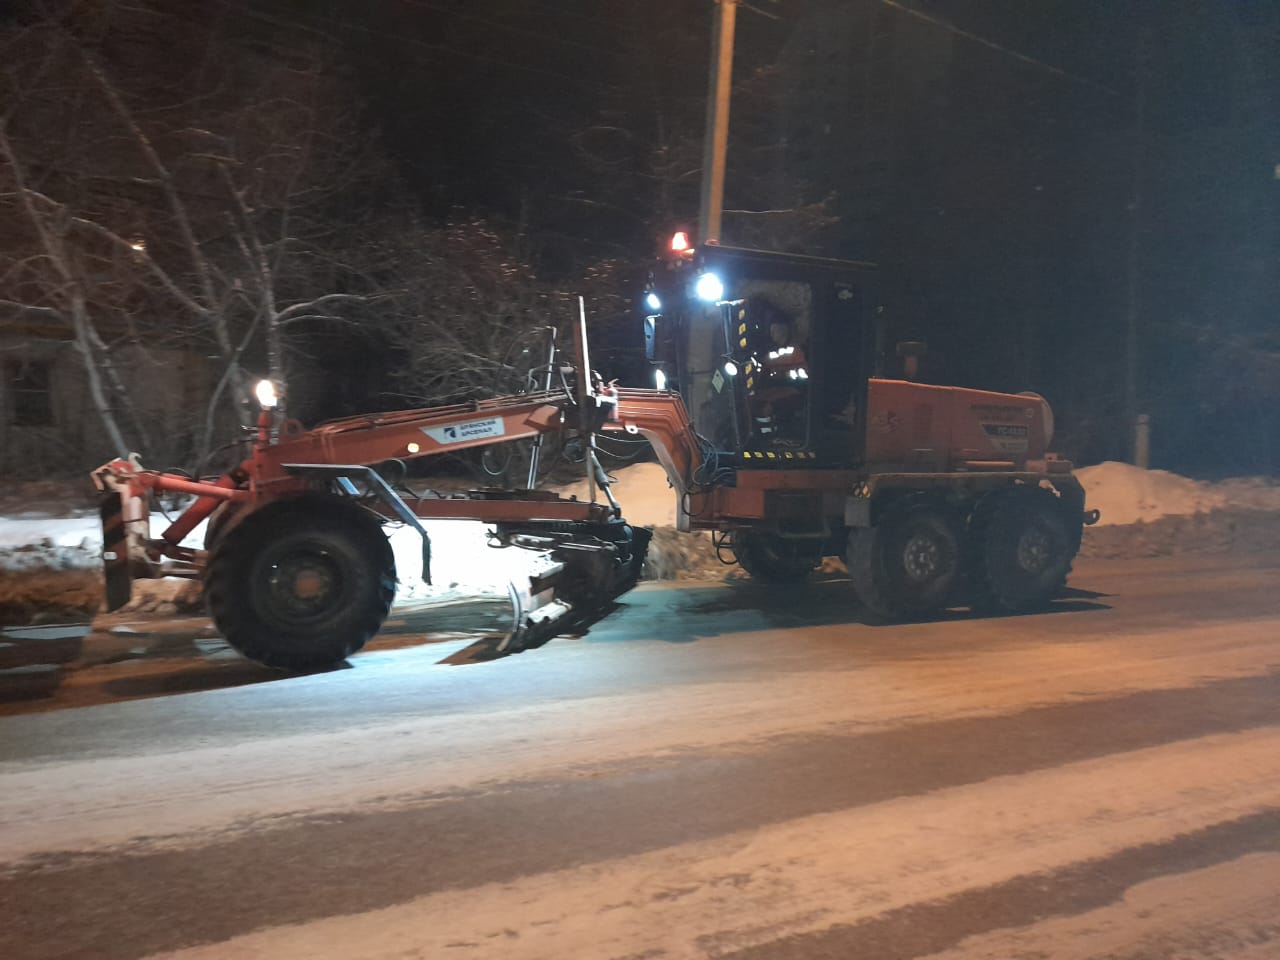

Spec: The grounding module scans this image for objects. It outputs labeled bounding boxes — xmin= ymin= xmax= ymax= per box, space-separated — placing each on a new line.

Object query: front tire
xmin=205 ymin=495 xmax=396 ymax=670
xmin=203 ymin=503 xmax=241 ymax=551
xmin=848 ymin=501 xmax=962 ymax=619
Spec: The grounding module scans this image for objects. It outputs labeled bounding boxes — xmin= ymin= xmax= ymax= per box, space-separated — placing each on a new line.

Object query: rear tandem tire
xmin=733 ymin=529 xmax=820 ymax=584
xmin=205 ymin=495 xmax=396 ymax=670
xmin=966 ymin=488 xmax=1072 ymax=614
xmin=848 ymin=501 xmax=962 ymax=620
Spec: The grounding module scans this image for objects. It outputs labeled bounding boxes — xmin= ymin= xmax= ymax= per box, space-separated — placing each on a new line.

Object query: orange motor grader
xmin=92 ymin=242 xmax=1096 ymax=670
xmin=641 ymin=237 xmax=1096 ymax=615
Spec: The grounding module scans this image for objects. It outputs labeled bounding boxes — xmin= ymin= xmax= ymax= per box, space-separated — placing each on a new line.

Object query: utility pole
xmin=1123 ymin=29 xmax=1149 ymax=466
xmin=698 ymin=0 xmax=738 ymax=244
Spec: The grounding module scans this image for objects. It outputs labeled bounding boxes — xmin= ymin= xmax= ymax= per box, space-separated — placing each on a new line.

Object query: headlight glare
xmin=695 ymin=272 xmax=724 ymax=302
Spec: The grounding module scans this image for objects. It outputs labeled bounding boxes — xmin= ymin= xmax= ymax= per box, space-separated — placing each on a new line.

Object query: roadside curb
xmin=71 ymin=613 xmax=225 ymax=669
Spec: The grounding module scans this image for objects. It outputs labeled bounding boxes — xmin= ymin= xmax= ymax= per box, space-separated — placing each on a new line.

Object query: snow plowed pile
xmin=1075 ymin=462 xmax=1280 ymax=558
xmin=0 ymin=463 xmax=1277 ymax=623
xmin=1075 ymin=461 xmax=1280 ymax=526
xmin=559 ymin=461 xmax=1280 ymax=534
xmin=575 ymin=461 xmax=1280 ymax=569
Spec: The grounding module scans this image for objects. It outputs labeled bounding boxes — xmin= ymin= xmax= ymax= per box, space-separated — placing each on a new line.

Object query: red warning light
xmin=670 ymin=231 xmax=691 ymax=253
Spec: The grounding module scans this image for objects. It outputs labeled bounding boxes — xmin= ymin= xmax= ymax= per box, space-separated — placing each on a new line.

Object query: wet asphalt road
xmin=1 ymin=553 xmax=1278 ymax=960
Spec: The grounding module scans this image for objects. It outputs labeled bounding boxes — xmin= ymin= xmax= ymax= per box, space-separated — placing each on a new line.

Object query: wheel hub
xmin=1016 ymin=525 xmax=1053 ymax=573
xmin=903 ymin=533 xmax=941 ymax=582
xmin=266 ymin=548 xmax=343 ymax=622
xmin=291 ymin=569 xmax=327 ymax=600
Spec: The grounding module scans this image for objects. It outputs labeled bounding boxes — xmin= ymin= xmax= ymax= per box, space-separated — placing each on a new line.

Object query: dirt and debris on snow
xmin=0 ymin=462 xmax=1277 ymax=625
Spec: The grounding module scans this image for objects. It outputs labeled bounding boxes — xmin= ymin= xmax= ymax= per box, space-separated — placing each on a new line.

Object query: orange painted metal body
xmin=608 ymin=388 xmax=863 ymax=530
xmin=93 ymin=374 xmax=1067 ymax=557
xmin=862 ymin=379 xmax=1051 ymax=470
xmin=610 ymin=381 xmax=1059 ymax=529
xmin=260 ymin=392 xmax=569 ymax=486
xmin=92 ymin=389 xmax=624 ymax=562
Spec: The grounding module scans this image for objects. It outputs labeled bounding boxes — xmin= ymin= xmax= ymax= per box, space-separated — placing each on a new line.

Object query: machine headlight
xmin=254 ymin=379 xmax=279 ymax=409
xmin=722 ymin=360 xmax=739 ymax=377
xmin=644 ymin=291 xmax=662 ymax=312
xmin=695 ymin=272 xmax=725 ymax=302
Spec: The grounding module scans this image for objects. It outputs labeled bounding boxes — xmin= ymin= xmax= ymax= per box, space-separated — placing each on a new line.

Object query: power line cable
xmin=877 ymin=0 xmax=1122 ymax=97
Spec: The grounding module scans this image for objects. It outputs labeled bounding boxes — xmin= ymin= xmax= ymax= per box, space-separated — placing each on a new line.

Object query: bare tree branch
xmin=77 ymin=45 xmax=220 ymax=313
xmin=68 ymin=215 xmax=211 ymax=319
xmin=0 ymin=298 xmax=64 ymax=321
xmin=275 ymin=293 xmax=382 ymax=324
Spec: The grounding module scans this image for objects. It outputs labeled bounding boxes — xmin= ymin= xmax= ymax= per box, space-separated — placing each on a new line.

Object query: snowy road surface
xmin=1 ymin=553 xmax=1279 ymax=960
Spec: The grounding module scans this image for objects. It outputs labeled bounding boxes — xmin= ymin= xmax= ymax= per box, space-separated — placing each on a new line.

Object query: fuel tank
xmin=863 ymin=378 xmax=1053 ymax=469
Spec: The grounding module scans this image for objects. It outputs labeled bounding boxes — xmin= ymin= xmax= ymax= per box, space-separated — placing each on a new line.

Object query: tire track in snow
xmin=142 ymin=732 xmax=1280 ymax=960
xmin=1 ymin=619 xmax=1275 ymax=863
xmin=1 ymin=677 xmax=1278 ymax=959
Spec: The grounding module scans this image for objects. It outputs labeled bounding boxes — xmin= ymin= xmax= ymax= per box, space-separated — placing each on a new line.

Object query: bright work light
xmin=695 ymin=272 xmax=724 ymax=302
xmin=645 ymin=291 xmax=662 ymax=312
xmin=722 ymin=360 xmax=738 ymax=377
xmin=254 ymin=379 xmax=279 ymax=409
xmin=654 ymin=368 xmax=668 ymax=390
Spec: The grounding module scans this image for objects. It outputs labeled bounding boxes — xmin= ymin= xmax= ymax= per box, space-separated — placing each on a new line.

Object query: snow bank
xmin=388 ymin=520 xmax=551 ymax=603
xmin=0 ymin=518 xmax=104 ymax=570
xmin=1076 ymin=461 xmax=1280 ymax=526
xmin=582 ymin=460 xmax=1280 ymax=531
xmin=1076 ymin=462 xmax=1224 ymax=526
xmin=0 ymin=504 xmax=538 ymax=601
xmin=0 ymin=462 xmax=1276 ymax=588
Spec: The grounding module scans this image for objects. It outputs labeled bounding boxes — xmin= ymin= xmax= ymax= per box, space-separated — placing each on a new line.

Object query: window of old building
xmin=6 ymin=360 xmax=54 ymax=426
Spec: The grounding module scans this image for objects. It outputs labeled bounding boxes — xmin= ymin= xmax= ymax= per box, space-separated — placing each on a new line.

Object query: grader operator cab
xmin=643 ymin=236 xmax=1096 ymax=614
xmin=644 ymin=239 xmax=878 ymax=470
xmin=91 ymin=240 xmax=1095 ymax=671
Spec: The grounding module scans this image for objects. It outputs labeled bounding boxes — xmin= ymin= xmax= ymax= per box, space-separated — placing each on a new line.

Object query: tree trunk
xmin=69 ymin=291 xmax=132 ymax=459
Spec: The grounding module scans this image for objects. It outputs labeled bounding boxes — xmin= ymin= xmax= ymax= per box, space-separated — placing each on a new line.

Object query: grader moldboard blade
xmin=496 ymin=522 xmax=652 ymax=654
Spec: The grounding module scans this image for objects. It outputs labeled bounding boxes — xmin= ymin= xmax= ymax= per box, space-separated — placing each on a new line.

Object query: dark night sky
xmin=4 ymin=0 xmax=1277 ymax=474
xmin=311 ymin=2 xmax=1262 ymax=210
